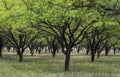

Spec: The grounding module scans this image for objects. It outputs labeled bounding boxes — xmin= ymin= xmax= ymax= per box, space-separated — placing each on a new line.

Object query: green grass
xmin=0 ymin=51 xmax=120 ymax=77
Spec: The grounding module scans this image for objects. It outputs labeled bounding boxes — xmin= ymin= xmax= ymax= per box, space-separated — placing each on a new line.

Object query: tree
xmin=84 ymin=26 xmax=107 ymax=62
xmin=36 ymin=2 xmax=99 ymax=69
xmin=0 ymin=0 xmax=39 ymax=62
xmin=27 ymin=0 xmax=100 ymax=71
xmin=41 ymin=18 xmax=97 ymax=70
xmin=0 ymin=26 xmax=38 ymax=62
xmin=45 ymin=35 xmax=59 ymax=57
xmin=28 ymin=37 xmax=44 ymax=56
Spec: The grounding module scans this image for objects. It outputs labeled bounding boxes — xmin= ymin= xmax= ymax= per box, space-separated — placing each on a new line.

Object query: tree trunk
xmin=45 ymin=47 xmax=47 ymax=53
xmin=105 ymin=50 xmax=108 ymax=56
xmin=86 ymin=49 xmax=89 ymax=55
xmin=105 ymin=46 xmax=110 ymax=56
xmin=38 ymin=50 xmax=41 ymax=54
xmin=52 ymin=50 xmax=56 ymax=58
xmin=91 ymin=51 xmax=95 ymax=62
xmin=77 ymin=47 xmax=80 ymax=53
xmin=113 ymin=48 xmax=116 ymax=55
xmin=105 ymin=48 xmax=109 ymax=56
xmin=97 ymin=52 xmax=100 ymax=58
xmin=86 ymin=44 xmax=90 ymax=55
xmin=0 ymin=48 xmax=2 ymax=58
xmin=30 ymin=50 xmax=34 ymax=56
xmin=0 ymin=37 xmax=2 ymax=58
xmin=91 ymin=54 xmax=95 ymax=62
xmin=52 ymin=46 xmax=57 ymax=58
xmin=30 ymin=48 xmax=34 ymax=56
xmin=118 ymin=48 xmax=120 ymax=52
xmin=19 ymin=53 xmax=23 ymax=62
xmin=64 ymin=51 xmax=70 ymax=71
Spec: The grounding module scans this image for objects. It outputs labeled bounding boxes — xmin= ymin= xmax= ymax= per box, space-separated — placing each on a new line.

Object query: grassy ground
xmin=0 ymin=50 xmax=120 ymax=77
